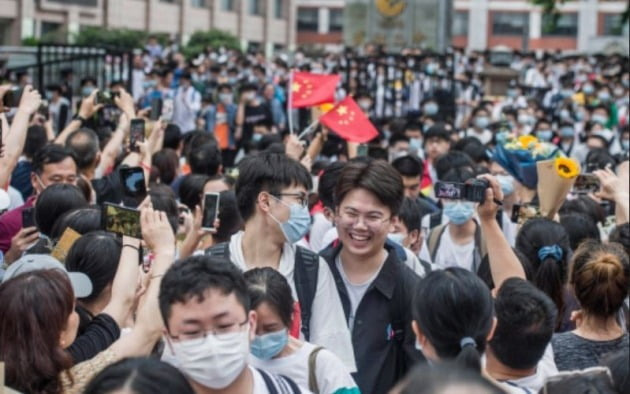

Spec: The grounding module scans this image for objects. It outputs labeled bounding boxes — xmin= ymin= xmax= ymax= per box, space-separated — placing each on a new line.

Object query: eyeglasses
xmin=168 ymin=318 xmax=249 ymax=345
xmin=337 ymin=209 xmax=391 ymax=228
xmin=272 ymin=192 xmax=309 ymax=208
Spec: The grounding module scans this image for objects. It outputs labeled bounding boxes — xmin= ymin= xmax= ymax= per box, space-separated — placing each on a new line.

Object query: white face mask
xmin=161 ymin=327 xmax=250 ymax=389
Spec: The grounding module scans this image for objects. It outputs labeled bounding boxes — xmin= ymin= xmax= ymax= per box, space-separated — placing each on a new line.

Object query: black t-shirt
xmin=242 ymin=103 xmax=272 ymax=146
xmin=67 ymin=310 xmax=120 ymax=364
xmin=92 ymin=169 xmax=124 ymax=205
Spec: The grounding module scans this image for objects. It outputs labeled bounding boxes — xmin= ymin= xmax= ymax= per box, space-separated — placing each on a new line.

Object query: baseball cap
xmin=2 ymin=254 xmax=93 ymax=298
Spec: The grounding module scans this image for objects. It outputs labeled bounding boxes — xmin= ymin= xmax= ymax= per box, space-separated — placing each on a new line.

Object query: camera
xmin=94 ymin=90 xmax=120 ymax=106
xmin=434 ymin=179 xmax=489 ymax=203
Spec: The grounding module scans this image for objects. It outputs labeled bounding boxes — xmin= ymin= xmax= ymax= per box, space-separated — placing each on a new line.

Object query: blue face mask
xmin=387 ymin=232 xmax=406 ymax=246
xmin=251 ymin=329 xmax=288 ymax=360
xmin=474 ymin=117 xmax=490 ymax=129
xmin=443 ymin=202 xmax=476 ymax=225
xmin=507 ymin=89 xmax=517 ymax=98
xmin=583 ymin=85 xmax=594 ymax=95
xmin=560 ymin=127 xmax=575 ymax=138
xmin=592 ymin=114 xmax=608 ymax=125
xmin=496 ymin=174 xmax=515 ymax=197
xmin=423 ymin=103 xmax=439 ymax=116
xmin=496 ymin=131 xmax=510 ymax=145
xmin=409 ymin=137 xmax=423 ymax=151
xmin=622 ymin=140 xmax=629 ymax=151
xmin=598 ymin=92 xmax=611 ymax=102
xmin=81 ymin=86 xmax=95 ymax=97
xmin=270 ymin=196 xmax=311 ymax=244
xmin=252 ymin=133 xmax=263 ymax=143
xmin=536 ymin=130 xmax=553 ymax=142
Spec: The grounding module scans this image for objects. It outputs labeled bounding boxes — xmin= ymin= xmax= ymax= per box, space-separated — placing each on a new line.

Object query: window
xmin=221 ymin=0 xmax=234 ymax=11
xmin=492 ymin=12 xmax=529 ymax=36
xmin=452 ymin=11 xmax=468 ymax=36
xmin=191 ymin=0 xmax=205 ymax=7
xmin=542 ymin=13 xmax=577 ymax=36
xmin=274 ymin=0 xmax=284 ymax=19
xmin=249 ymin=0 xmax=262 ymax=16
xmin=329 ymin=9 xmax=343 ymax=32
xmin=297 ymin=8 xmax=318 ymax=32
xmin=602 ymin=14 xmax=629 ymax=36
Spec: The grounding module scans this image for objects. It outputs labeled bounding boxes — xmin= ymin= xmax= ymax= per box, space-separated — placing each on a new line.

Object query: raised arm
xmin=477 ymin=174 xmax=526 ymax=292
xmin=55 ymin=89 xmax=102 ymax=145
xmin=0 ymin=86 xmax=41 ymax=188
xmin=594 ymin=162 xmax=629 ymax=226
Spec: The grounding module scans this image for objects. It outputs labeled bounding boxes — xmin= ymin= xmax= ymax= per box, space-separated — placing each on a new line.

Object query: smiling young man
xmin=205 ymin=152 xmax=356 ymax=371
xmin=320 ymin=159 xmax=422 ymax=394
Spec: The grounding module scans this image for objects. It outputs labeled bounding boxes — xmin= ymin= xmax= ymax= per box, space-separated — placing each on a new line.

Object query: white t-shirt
xmin=433 ymin=227 xmax=475 ymax=271
xmin=250 ymin=342 xmax=358 ymax=394
xmin=228 ymin=231 xmax=356 ymax=371
xmin=251 ymin=366 xmax=312 ymax=393
xmin=309 ymin=213 xmax=333 ymax=252
xmin=490 ymin=345 xmax=558 ymax=394
xmin=335 ymin=255 xmax=385 ymax=331
xmin=320 ymin=227 xmax=338 ymax=252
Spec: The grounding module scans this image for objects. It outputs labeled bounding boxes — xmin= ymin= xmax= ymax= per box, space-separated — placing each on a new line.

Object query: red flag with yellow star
xmin=290 ymin=72 xmax=340 ymax=108
xmin=319 ymin=96 xmax=379 ymax=143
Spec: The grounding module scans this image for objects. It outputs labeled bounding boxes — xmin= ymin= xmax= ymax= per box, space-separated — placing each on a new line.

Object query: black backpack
xmin=257 ymin=368 xmax=302 ymax=394
xmin=206 ymin=243 xmax=319 ymax=341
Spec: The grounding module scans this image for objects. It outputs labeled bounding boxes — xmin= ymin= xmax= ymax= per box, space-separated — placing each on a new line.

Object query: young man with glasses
xmin=159 ymin=255 xmax=308 ymax=393
xmin=320 ymin=159 xmax=422 ymax=394
xmin=205 ymin=152 xmax=356 ymax=371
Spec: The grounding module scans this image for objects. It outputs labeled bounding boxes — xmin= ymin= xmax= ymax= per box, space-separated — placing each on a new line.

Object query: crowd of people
xmin=0 ymin=39 xmax=628 ymax=394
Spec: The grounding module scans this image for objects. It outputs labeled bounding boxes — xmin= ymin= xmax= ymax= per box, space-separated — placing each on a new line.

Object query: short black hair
xmin=214 ymin=191 xmax=243 ymax=243
xmin=159 ymin=256 xmax=250 ymax=328
xmin=188 ymin=142 xmax=222 ymax=177
xmin=177 ymin=174 xmax=210 ymax=210
xmin=23 ymin=126 xmax=48 ymax=159
xmin=32 ymin=144 xmax=76 ymax=175
xmin=66 ymin=128 xmax=100 ymax=171
xmin=489 ymin=278 xmax=557 ymax=370
xmin=434 ymin=151 xmax=475 ymax=181
xmin=609 ymin=223 xmax=630 ymax=257
xmin=392 ymin=155 xmax=424 ymax=178
xmin=235 ymin=152 xmax=312 ymax=221
xmin=35 ymin=184 xmax=88 ymax=236
xmin=244 ymin=267 xmax=294 ymax=328
xmin=389 ymin=133 xmax=410 ymax=146
xmin=335 ymin=159 xmax=404 ymax=216
xmin=559 ymin=213 xmax=601 ymax=251
xmin=318 ymin=161 xmax=346 ymax=210
xmin=424 ymin=123 xmax=451 ymax=143
xmin=148 ymin=184 xmax=179 ymax=234
xmin=163 ymin=124 xmax=182 ymax=151
xmin=397 ymin=198 xmax=422 ymax=232
xmin=84 ymin=357 xmax=194 ymax=394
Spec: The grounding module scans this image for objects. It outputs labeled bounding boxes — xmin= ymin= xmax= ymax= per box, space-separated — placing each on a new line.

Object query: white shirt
xmin=172 ymin=85 xmax=201 ymax=132
xmin=250 ymin=366 xmax=312 ymax=394
xmin=461 ymin=128 xmax=493 ymax=145
xmin=488 ymin=345 xmax=558 ymax=394
xmin=320 ymin=227 xmax=339 ymax=252
xmin=250 ymin=342 xmax=358 ymax=394
xmin=309 ymin=213 xmax=333 ymax=253
xmin=433 ymin=227 xmax=475 ymax=271
xmin=228 ymin=232 xmax=357 ymax=371
xmin=335 ymin=255 xmax=384 ymax=331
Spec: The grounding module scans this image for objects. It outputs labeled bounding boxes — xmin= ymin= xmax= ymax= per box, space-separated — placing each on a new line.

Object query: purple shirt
xmin=0 ymin=196 xmax=35 ymax=253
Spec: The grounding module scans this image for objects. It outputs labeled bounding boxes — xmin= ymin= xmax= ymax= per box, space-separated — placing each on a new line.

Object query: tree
xmin=72 ymin=27 xmax=168 ymax=51
xmin=531 ymin=0 xmax=629 ymax=32
xmin=183 ymin=30 xmax=241 ymax=59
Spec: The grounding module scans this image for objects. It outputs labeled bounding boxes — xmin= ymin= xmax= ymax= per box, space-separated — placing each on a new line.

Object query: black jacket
xmin=320 ymin=243 xmax=423 ymax=394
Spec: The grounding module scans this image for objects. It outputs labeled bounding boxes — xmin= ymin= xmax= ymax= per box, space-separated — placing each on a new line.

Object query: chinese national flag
xmin=319 ymin=96 xmax=379 ymax=143
xmin=290 ymin=72 xmax=340 ymax=108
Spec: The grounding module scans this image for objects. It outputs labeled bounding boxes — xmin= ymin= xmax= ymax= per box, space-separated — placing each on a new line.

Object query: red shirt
xmin=0 ymin=196 xmax=36 ymax=253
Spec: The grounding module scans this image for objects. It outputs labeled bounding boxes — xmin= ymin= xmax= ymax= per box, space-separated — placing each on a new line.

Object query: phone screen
xmin=130 ymin=119 xmax=145 ymax=152
xmin=150 ymin=98 xmax=163 ymax=121
xmin=102 ymin=203 xmax=142 ymax=239
xmin=120 ymin=166 xmax=147 ymax=198
xmin=22 ymin=207 xmax=35 ymax=228
xmin=202 ymin=193 xmax=220 ymax=230
xmin=2 ymin=87 xmax=23 ymax=108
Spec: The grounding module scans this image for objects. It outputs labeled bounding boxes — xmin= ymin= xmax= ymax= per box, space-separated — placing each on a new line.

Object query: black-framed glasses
xmin=168 ymin=318 xmax=249 ymax=345
xmin=272 ymin=192 xmax=309 ymax=208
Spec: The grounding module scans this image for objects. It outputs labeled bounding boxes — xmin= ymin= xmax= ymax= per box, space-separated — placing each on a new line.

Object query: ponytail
xmin=455 ymin=337 xmax=482 ymax=371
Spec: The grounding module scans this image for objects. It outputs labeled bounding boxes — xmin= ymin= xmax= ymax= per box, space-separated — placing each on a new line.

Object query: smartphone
xmin=2 ymin=87 xmax=23 ymax=108
xmin=149 ymin=98 xmax=163 ymax=121
xmin=102 ymin=203 xmax=142 ymax=239
xmin=120 ymin=166 xmax=147 ymax=199
xmin=511 ymin=203 xmax=541 ymax=224
xmin=357 ymin=143 xmax=369 ymax=157
xmin=202 ymin=193 xmax=220 ymax=231
xmin=38 ymin=100 xmax=50 ymax=120
xmin=129 ymin=119 xmax=145 ymax=152
xmin=574 ymin=174 xmax=601 ymax=194
xmin=94 ymin=90 xmax=119 ymax=106
xmin=22 ymin=207 xmax=35 ymax=228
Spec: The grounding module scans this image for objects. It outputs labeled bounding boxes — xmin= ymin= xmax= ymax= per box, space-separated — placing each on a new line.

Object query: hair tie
xmin=459 ymin=337 xmax=476 ymax=350
xmin=538 ymin=245 xmax=564 ymax=262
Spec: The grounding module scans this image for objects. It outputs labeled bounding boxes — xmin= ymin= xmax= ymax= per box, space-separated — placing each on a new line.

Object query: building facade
xmin=452 ymin=0 xmax=628 ymax=53
xmin=295 ymin=0 xmax=629 ymax=53
xmin=0 ymin=0 xmax=296 ymax=53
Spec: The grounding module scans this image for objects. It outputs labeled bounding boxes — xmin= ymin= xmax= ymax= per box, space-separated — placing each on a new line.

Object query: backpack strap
xmin=418 ymin=258 xmax=432 ymax=275
xmin=204 ymin=242 xmax=231 ymax=260
xmin=429 ymin=211 xmax=442 ymax=229
xmin=308 ymin=346 xmax=325 ymax=394
xmin=472 ymin=220 xmax=488 ymax=273
xmin=258 ymin=368 xmax=280 ymax=394
xmin=427 ymin=224 xmax=448 ymax=263
xmin=294 ymin=246 xmax=320 ymax=341
xmin=257 ymin=369 xmax=302 ymax=394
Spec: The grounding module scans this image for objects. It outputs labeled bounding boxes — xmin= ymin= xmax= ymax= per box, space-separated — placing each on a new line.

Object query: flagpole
xmin=287 ymin=70 xmax=294 ymax=134
xmin=297 ymin=118 xmax=320 ymax=140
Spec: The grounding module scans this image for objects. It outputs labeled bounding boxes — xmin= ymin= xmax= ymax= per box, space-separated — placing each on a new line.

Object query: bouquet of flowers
xmin=493 ymin=134 xmax=563 ymax=189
